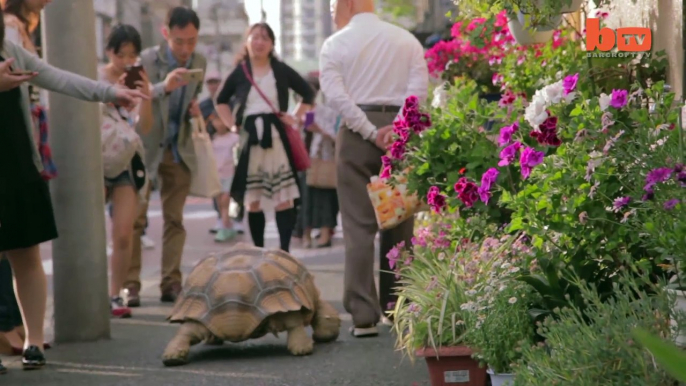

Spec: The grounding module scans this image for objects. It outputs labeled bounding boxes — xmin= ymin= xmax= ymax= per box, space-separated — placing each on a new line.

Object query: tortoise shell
xmin=168 ymin=243 xmax=318 ymax=342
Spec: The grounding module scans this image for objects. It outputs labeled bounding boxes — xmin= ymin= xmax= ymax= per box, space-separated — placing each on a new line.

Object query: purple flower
xmin=645 ymin=167 xmax=673 ymax=191
xmin=404 ymin=95 xmax=419 ymax=111
xmin=664 ymin=199 xmax=680 ymax=210
xmin=563 ymin=73 xmax=579 ymax=95
xmin=613 ymin=196 xmax=631 ymax=210
xmin=380 ymin=166 xmax=392 ymax=180
xmin=427 ymin=186 xmax=447 ymax=213
xmin=498 ymin=122 xmax=519 ymax=147
xmin=498 ymin=141 xmax=522 ymax=166
xmin=520 ymin=147 xmax=545 ymax=179
xmin=386 ymin=241 xmax=405 ymax=270
xmin=642 ymin=189 xmax=655 ymax=201
xmin=610 ymin=89 xmax=628 ymax=109
xmin=480 ymin=168 xmax=500 ymax=192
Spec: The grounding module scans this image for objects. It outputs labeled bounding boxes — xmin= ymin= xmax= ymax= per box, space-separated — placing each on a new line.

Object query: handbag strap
xmin=241 ymin=61 xmax=280 ymax=116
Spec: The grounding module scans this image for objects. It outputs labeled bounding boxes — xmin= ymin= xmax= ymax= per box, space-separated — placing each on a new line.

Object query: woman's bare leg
xmin=5 ymin=245 xmax=46 ymax=350
xmin=109 ymin=186 xmax=139 ymax=298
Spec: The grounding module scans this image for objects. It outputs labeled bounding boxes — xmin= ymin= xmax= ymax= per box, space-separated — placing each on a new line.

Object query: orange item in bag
xmin=367 ymin=171 xmax=422 ymax=230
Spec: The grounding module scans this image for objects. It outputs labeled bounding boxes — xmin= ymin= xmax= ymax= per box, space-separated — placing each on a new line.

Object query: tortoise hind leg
xmin=279 ymin=311 xmax=314 ymax=356
xmin=162 ymin=321 xmax=211 ymax=367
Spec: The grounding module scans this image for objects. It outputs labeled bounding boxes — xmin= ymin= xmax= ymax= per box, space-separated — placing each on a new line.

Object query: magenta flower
xmin=389 ymin=140 xmax=406 ymax=160
xmin=380 ymin=166 xmax=392 ymax=180
xmin=613 ymin=196 xmax=631 ymax=210
xmin=520 ymin=146 xmax=545 ymax=179
xmin=610 ymin=89 xmax=628 ymax=109
xmin=454 ymin=177 xmax=479 ymax=208
xmin=563 ymin=73 xmax=579 ymax=95
xmin=664 ymin=199 xmax=680 ymax=210
xmin=645 ymin=167 xmax=673 ymax=191
xmin=498 ymin=141 xmax=522 ymax=166
xmin=498 ymin=122 xmax=519 ymax=146
xmin=427 ymin=186 xmax=447 ymax=213
xmin=480 ymin=168 xmax=500 ymax=191
xmin=404 ymin=95 xmax=419 ymax=111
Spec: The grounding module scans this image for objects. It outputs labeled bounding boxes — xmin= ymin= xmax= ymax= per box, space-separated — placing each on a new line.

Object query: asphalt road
xmin=2 ymin=194 xmax=431 ymax=385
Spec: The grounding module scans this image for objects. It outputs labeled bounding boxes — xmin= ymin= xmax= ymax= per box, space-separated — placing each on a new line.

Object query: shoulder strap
xmin=241 ymin=61 xmax=280 ymax=116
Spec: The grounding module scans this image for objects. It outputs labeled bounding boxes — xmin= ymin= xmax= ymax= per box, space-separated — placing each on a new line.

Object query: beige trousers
xmin=336 ymin=111 xmax=414 ymax=327
xmin=125 ymin=149 xmax=191 ymax=292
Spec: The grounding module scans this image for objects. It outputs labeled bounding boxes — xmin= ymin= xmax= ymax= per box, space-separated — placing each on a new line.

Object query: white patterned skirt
xmin=244 ymin=127 xmax=300 ymax=213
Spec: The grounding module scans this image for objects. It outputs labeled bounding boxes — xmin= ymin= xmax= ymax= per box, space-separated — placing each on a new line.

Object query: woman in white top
xmin=99 ymin=24 xmax=152 ymax=318
xmin=215 ymin=23 xmax=315 ymax=252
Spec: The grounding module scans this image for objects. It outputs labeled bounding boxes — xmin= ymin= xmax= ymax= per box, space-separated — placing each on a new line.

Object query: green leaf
xmin=570 ymin=105 xmax=583 ymax=117
xmin=632 ymin=328 xmax=686 ymax=381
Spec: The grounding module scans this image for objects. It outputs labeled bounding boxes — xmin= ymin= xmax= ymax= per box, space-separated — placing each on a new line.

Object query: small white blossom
xmin=599 ymin=93 xmax=612 ymax=111
xmin=431 ymin=82 xmax=449 ymax=109
xmin=508 ymin=297 xmax=518 ymax=304
xmin=543 ymin=81 xmax=565 ymax=104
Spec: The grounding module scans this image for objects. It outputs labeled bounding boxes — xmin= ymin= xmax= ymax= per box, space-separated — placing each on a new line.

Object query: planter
xmin=667 ymin=288 xmax=686 ymax=347
xmin=416 ymin=346 xmax=487 ymax=386
xmin=487 ymin=368 xmax=515 ymax=386
xmin=507 ymin=13 xmax=558 ymax=45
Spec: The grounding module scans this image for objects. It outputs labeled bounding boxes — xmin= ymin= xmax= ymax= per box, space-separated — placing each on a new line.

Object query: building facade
xmin=280 ymin=0 xmax=333 ymax=63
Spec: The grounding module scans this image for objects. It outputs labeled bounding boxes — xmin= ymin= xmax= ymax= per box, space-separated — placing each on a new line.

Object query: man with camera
xmin=124 ymin=6 xmax=207 ymax=307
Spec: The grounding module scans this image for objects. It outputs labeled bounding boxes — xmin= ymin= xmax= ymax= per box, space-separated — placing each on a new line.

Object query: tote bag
xmin=367 ymin=165 xmax=424 ymax=230
xmin=189 ymin=117 xmax=222 ymax=198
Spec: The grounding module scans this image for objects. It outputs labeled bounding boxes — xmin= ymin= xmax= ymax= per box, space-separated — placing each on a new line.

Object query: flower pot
xmin=416 ymin=346 xmax=487 ymax=386
xmin=507 ymin=13 xmax=557 ymax=45
xmin=487 ymin=368 xmax=515 ymax=386
xmin=560 ymin=0 xmax=584 ymax=12
xmin=667 ymin=288 xmax=686 ymax=347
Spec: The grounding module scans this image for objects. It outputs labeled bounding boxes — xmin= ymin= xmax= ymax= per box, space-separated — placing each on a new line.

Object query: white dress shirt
xmin=319 ymin=13 xmax=429 ymax=142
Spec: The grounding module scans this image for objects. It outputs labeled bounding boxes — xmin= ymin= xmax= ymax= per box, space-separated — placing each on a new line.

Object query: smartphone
xmin=181 ymin=69 xmax=204 ymax=83
xmin=304 ymin=111 xmax=315 ymax=127
xmin=124 ymin=65 xmax=144 ymax=89
xmin=10 ymin=70 xmax=34 ymax=76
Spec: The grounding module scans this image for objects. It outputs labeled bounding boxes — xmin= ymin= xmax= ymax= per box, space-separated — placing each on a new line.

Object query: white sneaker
xmin=141 ymin=235 xmax=155 ymax=250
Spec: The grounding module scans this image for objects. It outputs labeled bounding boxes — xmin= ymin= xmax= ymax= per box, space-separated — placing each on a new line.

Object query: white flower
xmin=524 ymin=97 xmax=549 ymax=128
xmin=500 ymin=262 xmax=512 ymax=270
xmin=437 ymin=252 xmax=446 ymax=261
xmin=432 ymin=82 xmax=449 ymax=109
xmin=563 ymin=91 xmax=577 ymax=103
xmin=599 ymin=93 xmax=612 ymax=111
xmin=508 ymin=297 xmax=518 ymax=304
xmin=544 ymin=81 xmax=565 ymax=104
xmin=466 ymin=289 xmax=477 ymax=296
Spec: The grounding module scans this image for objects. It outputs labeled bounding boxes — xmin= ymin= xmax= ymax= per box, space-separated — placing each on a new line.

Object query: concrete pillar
xmin=42 ymin=0 xmax=111 ymax=343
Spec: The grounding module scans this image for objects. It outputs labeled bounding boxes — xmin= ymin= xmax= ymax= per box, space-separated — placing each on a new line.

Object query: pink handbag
xmin=241 ymin=62 xmax=310 ymax=171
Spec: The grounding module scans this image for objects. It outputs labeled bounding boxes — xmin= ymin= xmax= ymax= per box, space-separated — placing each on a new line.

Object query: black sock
xmin=248 ymin=212 xmax=266 ymax=247
xmin=275 ymin=208 xmax=296 ymax=252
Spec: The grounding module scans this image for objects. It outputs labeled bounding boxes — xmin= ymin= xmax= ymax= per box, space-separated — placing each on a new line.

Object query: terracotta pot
xmin=416 ymin=346 xmax=487 ymax=386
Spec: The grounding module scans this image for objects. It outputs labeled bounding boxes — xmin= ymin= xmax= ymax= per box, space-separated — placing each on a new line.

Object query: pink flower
xmin=386 ymin=241 xmax=405 ymax=270
xmin=498 ymin=122 xmax=519 ymax=146
xmin=498 ymin=141 xmax=522 ymax=166
xmin=520 ymin=146 xmax=545 ymax=179
xmin=498 ymin=90 xmax=517 ymax=108
xmin=390 ymin=140 xmax=406 ymax=160
xmin=427 ymin=186 xmax=447 ymax=213
xmin=613 ymin=196 xmax=631 ymax=210
xmin=610 ymin=89 xmax=628 ymax=109
xmin=664 ymin=199 xmax=680 ymax=210
xmin=454 ymin=177 xmax=479 ymax=208
xmin=645 ymin=167 xmax=673 ymax=191
xmin=478 ymin=168 xmax=499 ymax=204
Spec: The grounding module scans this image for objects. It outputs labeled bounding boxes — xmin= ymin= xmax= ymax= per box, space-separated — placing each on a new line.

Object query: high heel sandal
xmin=22 ymin=345 xmax=46 ymax=370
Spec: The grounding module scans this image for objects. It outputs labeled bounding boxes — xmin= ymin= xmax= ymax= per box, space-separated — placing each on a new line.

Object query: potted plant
xmin=390 ymin=215 xmax=493 ymax=386
xmin=460 ymin=234 xmax=538 ymax=385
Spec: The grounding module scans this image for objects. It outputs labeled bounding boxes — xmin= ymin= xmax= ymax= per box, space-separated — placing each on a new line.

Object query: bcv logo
xmin=585 ymin=18 xmax=652 ymax=52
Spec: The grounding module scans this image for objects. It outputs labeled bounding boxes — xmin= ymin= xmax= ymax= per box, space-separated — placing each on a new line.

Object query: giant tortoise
xmin=161 ymin=243 xmax=341 ymax=366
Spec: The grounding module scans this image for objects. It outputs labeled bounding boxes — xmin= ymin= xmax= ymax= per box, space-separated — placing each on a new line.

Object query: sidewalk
xmin=2 ymin=199 xmax=430 ymax=385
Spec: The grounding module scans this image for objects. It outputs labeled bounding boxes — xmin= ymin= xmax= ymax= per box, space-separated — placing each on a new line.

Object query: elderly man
xmin=320 ymin=0 xmax=428 ymax=337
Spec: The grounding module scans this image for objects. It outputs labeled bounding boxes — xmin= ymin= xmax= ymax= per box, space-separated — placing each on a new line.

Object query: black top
xmin=0 ymin=55 xmax=42 ymax=188
xmin=215 ymin=57 xmax=315 ymax=126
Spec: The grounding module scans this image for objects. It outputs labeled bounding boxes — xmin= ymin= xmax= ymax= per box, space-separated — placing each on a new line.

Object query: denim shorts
xmin=104 ymin=171 xmax=135 ymax=202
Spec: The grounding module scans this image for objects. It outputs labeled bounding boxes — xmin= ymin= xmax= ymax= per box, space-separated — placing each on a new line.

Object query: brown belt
xmin=357 ymin=104 xmax=402 ymax=113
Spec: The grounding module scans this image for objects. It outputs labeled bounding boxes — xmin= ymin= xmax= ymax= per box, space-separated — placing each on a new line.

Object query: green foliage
xmin=512 ymin=273 xmax=682 ymax=386
xmin=633 ymin=329 xmax=686 ymax=382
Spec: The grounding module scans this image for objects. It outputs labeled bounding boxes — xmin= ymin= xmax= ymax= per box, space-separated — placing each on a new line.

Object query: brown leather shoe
xmin=160 ymin=283 xmax=182 ymax=303
xmin=124 ymin=286 xmax=141 ymax=308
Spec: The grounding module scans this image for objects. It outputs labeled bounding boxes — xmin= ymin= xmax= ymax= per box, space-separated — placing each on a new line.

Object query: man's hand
xmin=0 ymin=58 xmax=37 ymax=92
xmin=164 ymin=68 xmax=189 ymax=93
xmin=374 ymin=125 xmax=394 ymax=150
xmin=113 ymin=86 xmax=150 ymax=109
xmin=188 ymin=99 xmax=201 ymax=118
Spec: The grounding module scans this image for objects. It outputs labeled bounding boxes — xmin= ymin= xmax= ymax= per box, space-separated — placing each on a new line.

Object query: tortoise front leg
xmin=162 ymin=321 xmax=211 ymax=367
xmin=281 ymin=311 xmax=314 ymax=356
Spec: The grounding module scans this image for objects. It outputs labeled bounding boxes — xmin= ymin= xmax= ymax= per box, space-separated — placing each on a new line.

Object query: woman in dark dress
xmin=214 ymin=22 xmax=314 ymax=253
xmin=0 ymin=7 xmax=147 ymax=372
